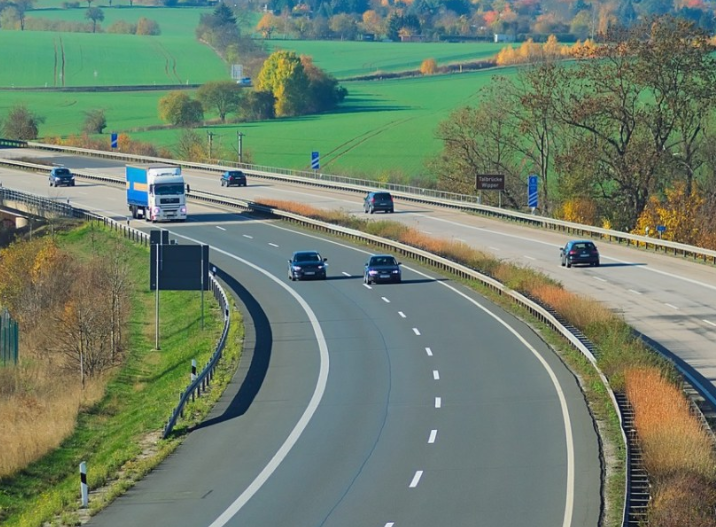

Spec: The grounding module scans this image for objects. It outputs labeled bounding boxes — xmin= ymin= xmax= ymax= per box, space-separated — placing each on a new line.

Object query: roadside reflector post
xmin=80 ymin=461 xmax=88 ymax=508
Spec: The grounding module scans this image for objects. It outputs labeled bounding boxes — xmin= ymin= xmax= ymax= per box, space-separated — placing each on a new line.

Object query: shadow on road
xmin=193 ymin=267 xmax=271 ymax=430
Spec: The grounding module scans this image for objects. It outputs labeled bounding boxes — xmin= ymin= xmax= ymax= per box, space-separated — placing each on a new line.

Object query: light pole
xmin=237 ymin=131 xmax=245 ymax=164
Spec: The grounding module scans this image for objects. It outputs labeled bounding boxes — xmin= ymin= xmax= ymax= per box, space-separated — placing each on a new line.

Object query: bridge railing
xmin=0 ymin=140 xmax=714 ymax=264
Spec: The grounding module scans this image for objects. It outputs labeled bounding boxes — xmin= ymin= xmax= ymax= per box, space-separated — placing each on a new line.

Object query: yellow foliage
xmin=495 ymin=45 xmax=517 ymax=65
xmin=543 ymin=34 xmax=562 ymax=57
xmin=561 ymin=197 xmax=598 ymax=226
xmin=420 ymin=58 xmax=437 ymax=75
xmin=633 ymin=183 xmax=704 ymax=244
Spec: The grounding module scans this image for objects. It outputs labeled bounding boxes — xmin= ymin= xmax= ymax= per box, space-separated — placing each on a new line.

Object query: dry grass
xmin=0 ymin=362 xmax=105 ymax=478
xmin=625 ymin=368 xmax=716 ymax=479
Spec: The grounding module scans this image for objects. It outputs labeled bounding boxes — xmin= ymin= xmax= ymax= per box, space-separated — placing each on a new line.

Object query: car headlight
xmin=368 ymin=270 xmax=378 ymax=275
xmin=392 ymin=269 xmax=399 ymax=274
xmin=292 ymin=265 xmax=301 ymax=271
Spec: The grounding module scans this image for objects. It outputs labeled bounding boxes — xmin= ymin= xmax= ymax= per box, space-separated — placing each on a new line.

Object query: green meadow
xmin=266 ymin=40 xmax=506 ymax=79
xmin=0 ymin=6 xmax=513 ymax=176
xmin=0 ymin=31 xmax=228 ymax=87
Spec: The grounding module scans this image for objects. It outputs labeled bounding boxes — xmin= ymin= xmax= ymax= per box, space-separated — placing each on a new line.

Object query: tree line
xmin=430 ymin=16 xmax=716 ymax=247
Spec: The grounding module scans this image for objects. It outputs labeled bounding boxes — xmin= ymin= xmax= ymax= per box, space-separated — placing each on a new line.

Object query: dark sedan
xmin=288 ymin=251 xmax=328 ymax=281
xmin=560 ymin=240 xmax=600 ymax=268
xmin=364 ymin=254 xmax=402 ymax=284
xmin=220 ymin=170 xmax=247 ymax=187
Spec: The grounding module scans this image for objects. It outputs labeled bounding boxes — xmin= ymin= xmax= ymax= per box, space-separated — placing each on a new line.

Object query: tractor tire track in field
xmin=60 ymin=36 xmax=66 ymax=87
xmin=317 ymin=115 xmax=416 ymax=170
xmin=320 ymin=84 xmax=485 ymax=170
xmin=151 ymin=40 xmax=182 ymax=84
xmin=53 ymin=38 xmax=58 ymax=87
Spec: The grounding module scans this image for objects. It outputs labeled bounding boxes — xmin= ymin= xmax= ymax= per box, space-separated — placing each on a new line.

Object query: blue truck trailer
xmin=126 ymin=164 xmax=188 ymax=222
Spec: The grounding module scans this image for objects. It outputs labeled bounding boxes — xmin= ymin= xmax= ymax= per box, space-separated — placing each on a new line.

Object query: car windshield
xmin=296 ymin=253 xmax=321 ymax=262
xmin=371 ymin=256 xmax=395 ymax=266
xmin=54 ymin=169 xmax=70 ymax=176
xmin=154 ymin=183 xmax=185 ymax=196
xmin=374 ymin=193 xmax=391 ymax=200
xmin=228 ymin=172 xmax=243 ymax=178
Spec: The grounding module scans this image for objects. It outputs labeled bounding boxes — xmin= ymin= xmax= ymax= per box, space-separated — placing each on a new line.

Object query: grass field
xmin=28 ymin=5 xmax=214 ymax=37
xmin=129 ymin=68 xmax=515 ymax=175
xmin=0 ymin=66 xmax=514 ymax=174
xmin=0 ymin=31 xmax=228 ymax=87
xmin=266 ymin=39 xmax=505 ymax=79
xmin=0 ymin=6 xmax=515 ymax=177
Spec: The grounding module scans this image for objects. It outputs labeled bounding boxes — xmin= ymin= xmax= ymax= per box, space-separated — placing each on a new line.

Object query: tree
xmin=240 ymin=90 xmax=275 ymax=121
xmin=135 ymin=17 xmax=160 ymax=35
xmin=256 ymin=50 xmax=310 ymax=117
xmin=196 ymin=81 xmax=243 ymax=123
xmin=85 ymin=6 xmax=104 ymax=33
xmin=420 ymin=58 xmax=437 ymax=75
xmin=256 ymin=12 xmax=279 ymax=38
xmin=300 ymin=55 xmax=347 ymax=114
xmin=176 ymin=129 xmax=209 ymax=162
xmin=158 ymin=91 xmax=204 ymax=127
xmin=1 ymin=105 xmax=44 ymax=140
xmin=329 ymin=13 xmax=358 ymax=40
xmin=83 ymin=108 xmax=107 ymax=134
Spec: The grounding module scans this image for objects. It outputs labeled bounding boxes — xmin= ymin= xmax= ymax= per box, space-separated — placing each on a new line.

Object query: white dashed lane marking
xmin=428 ymin=430 xmax=437 ymax=443
xmin=425 ymin=347 xmax=433 ymax=356
xmin=433 ymin=370 xmax=440 ymax=380
xmin=409 ymin=471 xmax=423 ymax=488
xmin=398 ymin=312 xmax=406 ymax=318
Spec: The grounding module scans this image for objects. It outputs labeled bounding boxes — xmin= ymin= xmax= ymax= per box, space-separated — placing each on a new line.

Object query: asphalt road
xmin=0 ymin=156 xmax=602 ymax=527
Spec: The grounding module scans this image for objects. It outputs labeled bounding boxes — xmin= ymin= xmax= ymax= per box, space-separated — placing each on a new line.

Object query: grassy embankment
xmin=0 ymin=221 xmax=243 ymax=527
xmin=258 ymin=198 xmax=716 ymax=527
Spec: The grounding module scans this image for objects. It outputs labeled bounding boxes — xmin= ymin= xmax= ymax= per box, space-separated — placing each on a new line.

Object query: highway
xmin=0 ymin=153 xmax=604 ymax=526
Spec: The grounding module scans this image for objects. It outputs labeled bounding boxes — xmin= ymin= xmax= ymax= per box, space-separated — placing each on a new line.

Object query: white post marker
xmin=80 ymin=461 xmax=88 ymax=508
xmin=191 ymin=359 xmax=197 ymax=382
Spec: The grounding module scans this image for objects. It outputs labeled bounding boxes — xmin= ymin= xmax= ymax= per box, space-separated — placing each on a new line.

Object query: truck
xmin=126 ymin=163 xmax=188 ymax=222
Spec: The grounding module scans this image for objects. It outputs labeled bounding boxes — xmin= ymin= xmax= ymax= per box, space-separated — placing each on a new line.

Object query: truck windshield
xmin=153 ymin=183 xmax=185 ymax=196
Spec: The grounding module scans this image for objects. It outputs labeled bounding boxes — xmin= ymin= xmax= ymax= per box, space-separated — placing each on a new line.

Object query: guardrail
xmin=0 ymin=186 xmax=232 ymax=440
xmin=3 ymin=139 xmax=716 ymax=265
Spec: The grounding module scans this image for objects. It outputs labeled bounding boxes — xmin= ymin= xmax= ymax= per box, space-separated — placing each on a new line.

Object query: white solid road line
xmin=428 ymin=430 xmax=437 ymax=444
xmin=703 ymin=319 xmax=716 ymax=327
xmin=409 ymin=471 xmax=424 ymax=488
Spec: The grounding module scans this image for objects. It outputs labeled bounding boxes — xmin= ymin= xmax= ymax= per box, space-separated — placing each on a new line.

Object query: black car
xmin=560 ymin=240 xmax=600 ymax=268
xmin=220 ymin=170 xmax=247 ymax=187
xmin=363 ymin=191 xmax=394 ymax=214
xmin=49 ymin=167 xmax=75 ymax=187
xmin=288 ymin=251 xmax=328 ymax=281
xmin=364 ymin=254 xmax=401 ymax=284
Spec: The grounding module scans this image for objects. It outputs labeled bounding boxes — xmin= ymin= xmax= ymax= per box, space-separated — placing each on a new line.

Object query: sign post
xmin=475 ymin=174 xmax=505 ymax=206
xmin=528 ymin=174 xmax=538 ymax=213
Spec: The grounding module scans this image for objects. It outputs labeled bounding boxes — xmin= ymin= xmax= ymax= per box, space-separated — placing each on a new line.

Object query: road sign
xmin=657 ymin=225 xmax=666 ymax=233
xmin=528 ymin=174 xmax=538 ymax=208
xmin=111 ymin=133 xmax=118 ymax=149
xmin=475 ymin=174 xmax=505 ymax=190
xmin=311 ymin=151 xmax=320 ymax=170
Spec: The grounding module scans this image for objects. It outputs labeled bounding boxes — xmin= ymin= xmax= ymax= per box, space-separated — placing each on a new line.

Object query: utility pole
xmin=237 ymin=131 xmax=244 ymax=164
xmin=207 ymin=132 xmax=215 ymax=161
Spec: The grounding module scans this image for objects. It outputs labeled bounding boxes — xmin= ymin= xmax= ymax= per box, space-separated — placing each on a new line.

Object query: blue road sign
xmin=311 ymin=151 xmax=320 ymax=170
xmin=528 ymin=174 xmax=538 ymax=208
xmin=657 ymin=225 xmax=666 ymax=233
xmin=111 ymin=133 xmax=118 ymax=149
